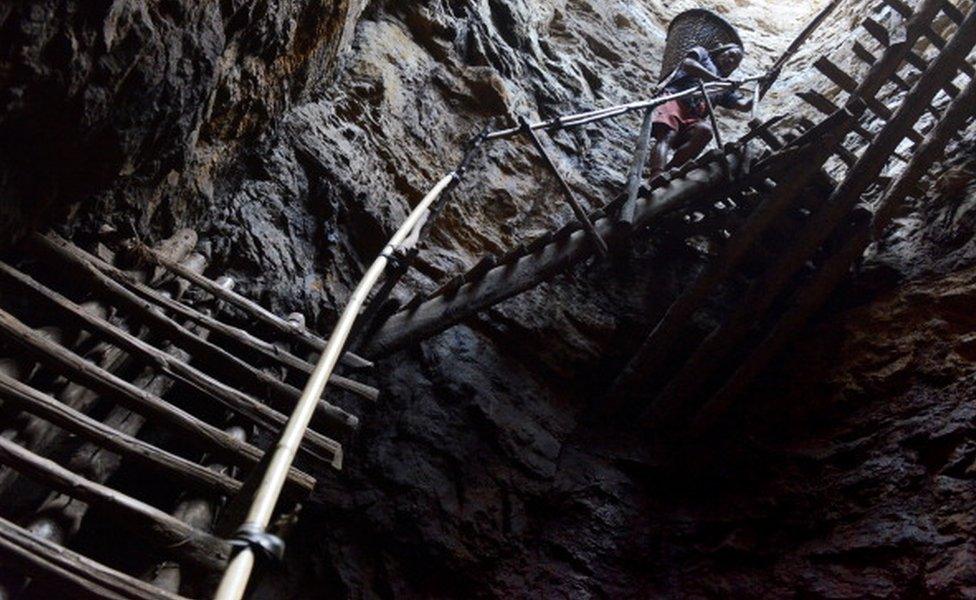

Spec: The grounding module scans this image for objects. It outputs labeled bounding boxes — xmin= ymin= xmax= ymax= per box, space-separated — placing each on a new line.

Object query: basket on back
xmin=660 ymin=9 xmax=743 ymax=80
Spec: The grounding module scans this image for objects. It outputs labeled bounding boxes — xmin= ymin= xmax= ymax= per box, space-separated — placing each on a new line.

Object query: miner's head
xmin=712 ymin=44 xmax=744 ymax=76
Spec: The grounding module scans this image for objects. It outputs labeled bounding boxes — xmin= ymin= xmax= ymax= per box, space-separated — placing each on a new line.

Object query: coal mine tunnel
xmin=0 ymin=0 xmax=975 ymax=598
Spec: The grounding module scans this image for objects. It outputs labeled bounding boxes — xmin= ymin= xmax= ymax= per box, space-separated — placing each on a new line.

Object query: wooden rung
xmin=0 ymin=261 xmax=350 ymax=459
xmin=942 ymin=1 xmax=964 ymax=24
xmin=432 ymin=275 xmax=465 ymax=300
xmin=464 ymin=255 xmax=498 ymax=283
xmin=142 ymin=242 xmax=371 ymax=369
xmin=0 ymin=373 xmax=241 ymax=497
xmin=0 ymin=436 xmax=229 ymax=572
xmin=0 ymin=305 xmax=318 ymax=492
xmin=31 ymin=234 xmax=359 ymax=433
xmin=0 ymin=516 xmax=188 ymax=600
xmin=814 ymin=57 xmax=925 ymax=144
xmin=500 ymin=243 xmax=528 ymax=264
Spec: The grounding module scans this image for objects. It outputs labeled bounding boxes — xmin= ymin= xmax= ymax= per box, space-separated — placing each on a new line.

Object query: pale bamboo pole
xmin=213 ymin=172 xmax=458 ymax=600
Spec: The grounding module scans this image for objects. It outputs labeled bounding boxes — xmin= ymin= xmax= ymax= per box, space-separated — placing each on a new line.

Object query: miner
xmin=648 ymin=43 xmax=753 ymax=180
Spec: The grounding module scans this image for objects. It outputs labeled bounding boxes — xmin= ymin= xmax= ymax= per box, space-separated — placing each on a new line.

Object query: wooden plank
xmin=30 ymin=234 xmax=359 ymax=434
xmin=0 ymin=305 xmax=316 ymax=493
xmin=0 ymin=261 xmax=345 ymax=464
xmin=0 ymin=374 xmax=240 ymax=497
xmin=0 ymin=436 xmax=229 ymax=572
xmin=0 ymin=515 xmax=186 ymax=600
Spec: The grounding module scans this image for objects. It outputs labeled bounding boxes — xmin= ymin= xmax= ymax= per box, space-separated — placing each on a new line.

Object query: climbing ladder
xmin=0 ymin=0 xmax=973 ymax=597
xmin=0 ymin=232 xmax=373 ymax=598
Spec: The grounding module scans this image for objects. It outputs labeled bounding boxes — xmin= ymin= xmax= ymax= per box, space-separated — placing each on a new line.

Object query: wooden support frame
xmin=0 ymin=260 xmax=344 ymax=465
xmin=695 ymin=68 xmax=976 ymax=430
xmin=0 ymin=305 xmax=316 ymax=493
xmin=0 ymin=516 xmax=187 ymax=600
xmin=0 ymin=436 xmax=229 ymax=573
xmin=648 ymin=0 xmax=976 ymax=421
xmin=30 ymin=234 xmax=360 ymax=434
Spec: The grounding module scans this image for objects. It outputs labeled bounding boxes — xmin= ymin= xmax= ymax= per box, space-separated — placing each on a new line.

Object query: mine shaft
xmin=0 ymin=0 xmax=975 ymax=598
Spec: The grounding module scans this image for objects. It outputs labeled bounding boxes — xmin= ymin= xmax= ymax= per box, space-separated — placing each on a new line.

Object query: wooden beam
xmin=0 ymin=515 xmax=186 ymax=600
xmin=29 ymin=233 xmax=359 ymax=434
xmin=0 ymin=261 xmax=344 ymax=465
xmin=0 ymin=436 xmax=229 ymax=573
xmin=362 ymin=150 xmax=750 ymax=357
xmin=0 ymin=305 xmax=316 ymax=493
xmin=0 ymin=374 xmax=240 ymax=497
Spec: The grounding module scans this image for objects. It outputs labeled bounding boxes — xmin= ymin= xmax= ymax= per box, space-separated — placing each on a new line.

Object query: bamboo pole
xmin=213 ymin=172 xmax=457 ymax=600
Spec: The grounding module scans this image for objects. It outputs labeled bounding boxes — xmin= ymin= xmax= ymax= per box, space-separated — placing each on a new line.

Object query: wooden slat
xmin=0 ymin=305 xmax=316 ymax=493
xmin=0 ymin=516 xmax=186 ymax=600
xmin=0 ymin=374 xmax=240 ymax=497
xmin=0 ymin=436 xmax=229 ymax=572
xmin=30 ymin=233 xmax=359 ymax=434
xmin=0 ymin=261 xmax=345 ymax=465
xmin=608 ymin=119 xmax=850 ymax=404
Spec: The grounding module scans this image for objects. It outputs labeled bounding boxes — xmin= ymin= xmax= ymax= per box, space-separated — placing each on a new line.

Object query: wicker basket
xmin=660 ymin=9 xmax=743 ymax=80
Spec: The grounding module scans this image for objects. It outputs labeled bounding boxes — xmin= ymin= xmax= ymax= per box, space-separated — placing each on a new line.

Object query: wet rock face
xmin=0 ymin=0 xmax=365 ymax=242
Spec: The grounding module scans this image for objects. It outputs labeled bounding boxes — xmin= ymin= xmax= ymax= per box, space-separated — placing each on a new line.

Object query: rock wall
xmin=0 ymin=0 xmax=366 ymax=242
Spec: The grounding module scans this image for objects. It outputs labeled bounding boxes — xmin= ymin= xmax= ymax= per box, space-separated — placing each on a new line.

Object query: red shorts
xmin=651 ymin=100 xmax=704 ymax=133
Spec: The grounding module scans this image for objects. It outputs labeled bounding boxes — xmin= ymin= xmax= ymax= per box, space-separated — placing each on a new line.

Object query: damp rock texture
xmin=2 ymin=0 xmax=976 ymax=598
xmin=0 ymin=0 xmax=366 ymax=243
